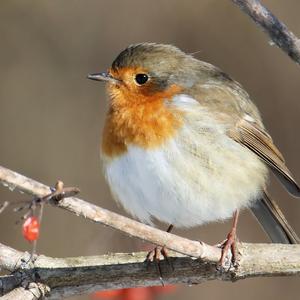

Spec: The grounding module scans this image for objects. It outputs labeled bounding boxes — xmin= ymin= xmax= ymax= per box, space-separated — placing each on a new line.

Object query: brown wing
xmin=229 ymin=118 xmax=300 ymax=197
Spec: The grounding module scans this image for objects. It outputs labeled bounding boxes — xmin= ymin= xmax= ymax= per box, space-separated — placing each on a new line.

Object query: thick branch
xmin=0 ymin=242 xmax=30 ymax=272
xmin=231 ymin=0 xmax=300 ymax=64
xmin=1 ymin=242 xmax=300 ymax=299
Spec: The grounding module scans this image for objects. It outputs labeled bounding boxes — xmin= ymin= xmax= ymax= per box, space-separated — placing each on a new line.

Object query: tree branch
xmin=231 ymin=0 xmax=300 ymax=65
xmin=1 ymin=165 xmax=300 ymax=299
xmin=1 ymin=241 xmax=300 ymax=299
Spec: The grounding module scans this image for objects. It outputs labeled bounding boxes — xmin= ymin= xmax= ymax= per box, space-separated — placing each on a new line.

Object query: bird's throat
xmin=102 ymin=87 xmax=183 ymax=159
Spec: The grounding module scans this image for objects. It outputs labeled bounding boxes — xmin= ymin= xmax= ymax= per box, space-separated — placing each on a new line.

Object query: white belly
xmin=102 ymin=95 xmax=268 ymax=228
xmin=103 ymin=134 xmax=268 ymax=228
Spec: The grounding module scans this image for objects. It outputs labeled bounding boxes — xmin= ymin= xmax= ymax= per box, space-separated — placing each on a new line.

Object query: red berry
xmin=22 ymin=216 xmax=40 ymax=242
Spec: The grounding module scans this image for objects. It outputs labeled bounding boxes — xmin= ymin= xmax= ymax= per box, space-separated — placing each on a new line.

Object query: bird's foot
xmin=146 ymin=245 xmax=173 ymax=285
xmin=217 ymin=229 xmax=239 ymax=269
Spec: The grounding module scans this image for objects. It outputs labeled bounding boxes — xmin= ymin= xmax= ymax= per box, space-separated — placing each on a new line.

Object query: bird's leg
xmin=146 ymin=224 xmax=174 ymax=280
xmin=218 ymin=210 xmax=239 ymax=267
xmin=146 ymin=224 xmax=173 ymax=261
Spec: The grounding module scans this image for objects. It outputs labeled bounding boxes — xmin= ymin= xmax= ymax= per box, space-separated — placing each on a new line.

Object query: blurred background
xmin=1 ymin=0 xmax=300 ymax=299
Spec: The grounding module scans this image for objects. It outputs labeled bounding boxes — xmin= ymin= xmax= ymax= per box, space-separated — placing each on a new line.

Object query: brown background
xmin=1 ymin=1 xmax=300 ymax=299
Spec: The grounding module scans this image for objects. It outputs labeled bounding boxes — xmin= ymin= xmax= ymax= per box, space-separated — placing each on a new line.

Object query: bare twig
xmin=1 ymin=242 xmax=300 ymax=299
xmin=231 ymin=0 xmax=300 ymax=64
xmin=0 ymin=201 xmax=9 ymax=214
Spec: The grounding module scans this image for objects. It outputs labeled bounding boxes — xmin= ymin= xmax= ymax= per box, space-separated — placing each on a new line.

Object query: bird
xmin=88 ymin=42 xmax=300 ymax=265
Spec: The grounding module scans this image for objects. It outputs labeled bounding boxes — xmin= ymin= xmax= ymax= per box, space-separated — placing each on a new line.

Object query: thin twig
xmin=231 ymin=0 xmax=300 ymax=64
xmin=31 ymin=202 xmax=44 ymax=258
xmin=0 ymin=201 xmax=9 ymax=214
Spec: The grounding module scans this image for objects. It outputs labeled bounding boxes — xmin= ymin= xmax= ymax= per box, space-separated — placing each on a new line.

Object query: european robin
xmin=88 ymin=43 xmax=299 ymax=265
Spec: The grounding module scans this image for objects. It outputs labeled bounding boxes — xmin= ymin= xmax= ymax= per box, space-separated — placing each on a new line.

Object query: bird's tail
xmin=251 ymin=191 xmax=299 ymax=244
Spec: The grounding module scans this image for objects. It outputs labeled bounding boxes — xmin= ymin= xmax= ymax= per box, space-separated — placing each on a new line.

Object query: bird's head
xmin=87 ymin=43 xmax=203 ymax=106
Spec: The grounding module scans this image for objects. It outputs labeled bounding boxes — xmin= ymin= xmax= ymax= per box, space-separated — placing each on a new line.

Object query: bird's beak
xmin=87 ymin=72 xmax=119 ymax=84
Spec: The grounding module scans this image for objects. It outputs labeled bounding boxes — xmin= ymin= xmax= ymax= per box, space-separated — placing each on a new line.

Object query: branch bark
xmin=1 ymin=285 xmax=50 ymax=300
xmin=231 ymin=0 xmax=300 ymax=65
xmin=1 ymin=241 xmax=300 ymax=299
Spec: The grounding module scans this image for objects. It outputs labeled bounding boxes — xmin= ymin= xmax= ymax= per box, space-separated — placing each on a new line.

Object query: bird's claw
xmin=145 ymin=245 xmax=173 ymax=285
xmin=217 ymin=230 xmax=239 ymax=269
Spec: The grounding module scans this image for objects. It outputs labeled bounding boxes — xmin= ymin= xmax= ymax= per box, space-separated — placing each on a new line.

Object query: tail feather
xmin=251 ymin=191 xmax=299 ymax=244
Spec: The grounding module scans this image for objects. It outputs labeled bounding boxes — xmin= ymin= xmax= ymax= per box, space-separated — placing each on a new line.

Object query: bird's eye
xmin=135 ymin=73 xmax=149 ymax=85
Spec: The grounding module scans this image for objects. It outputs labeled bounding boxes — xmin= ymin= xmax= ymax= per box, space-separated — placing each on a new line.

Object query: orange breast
xmin=102 ymin=84 xmax=183 ymax=159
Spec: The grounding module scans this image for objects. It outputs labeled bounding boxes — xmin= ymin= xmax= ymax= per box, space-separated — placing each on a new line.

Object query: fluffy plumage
xmin=103 ymin=94 xmax=268 ymax=226
xmin=90 ymin=43 xmax=300 ymax=244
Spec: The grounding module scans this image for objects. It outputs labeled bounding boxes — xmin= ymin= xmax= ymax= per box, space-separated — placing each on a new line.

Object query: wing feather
xmin=229 ymin=118 xmax=300 ymax=197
